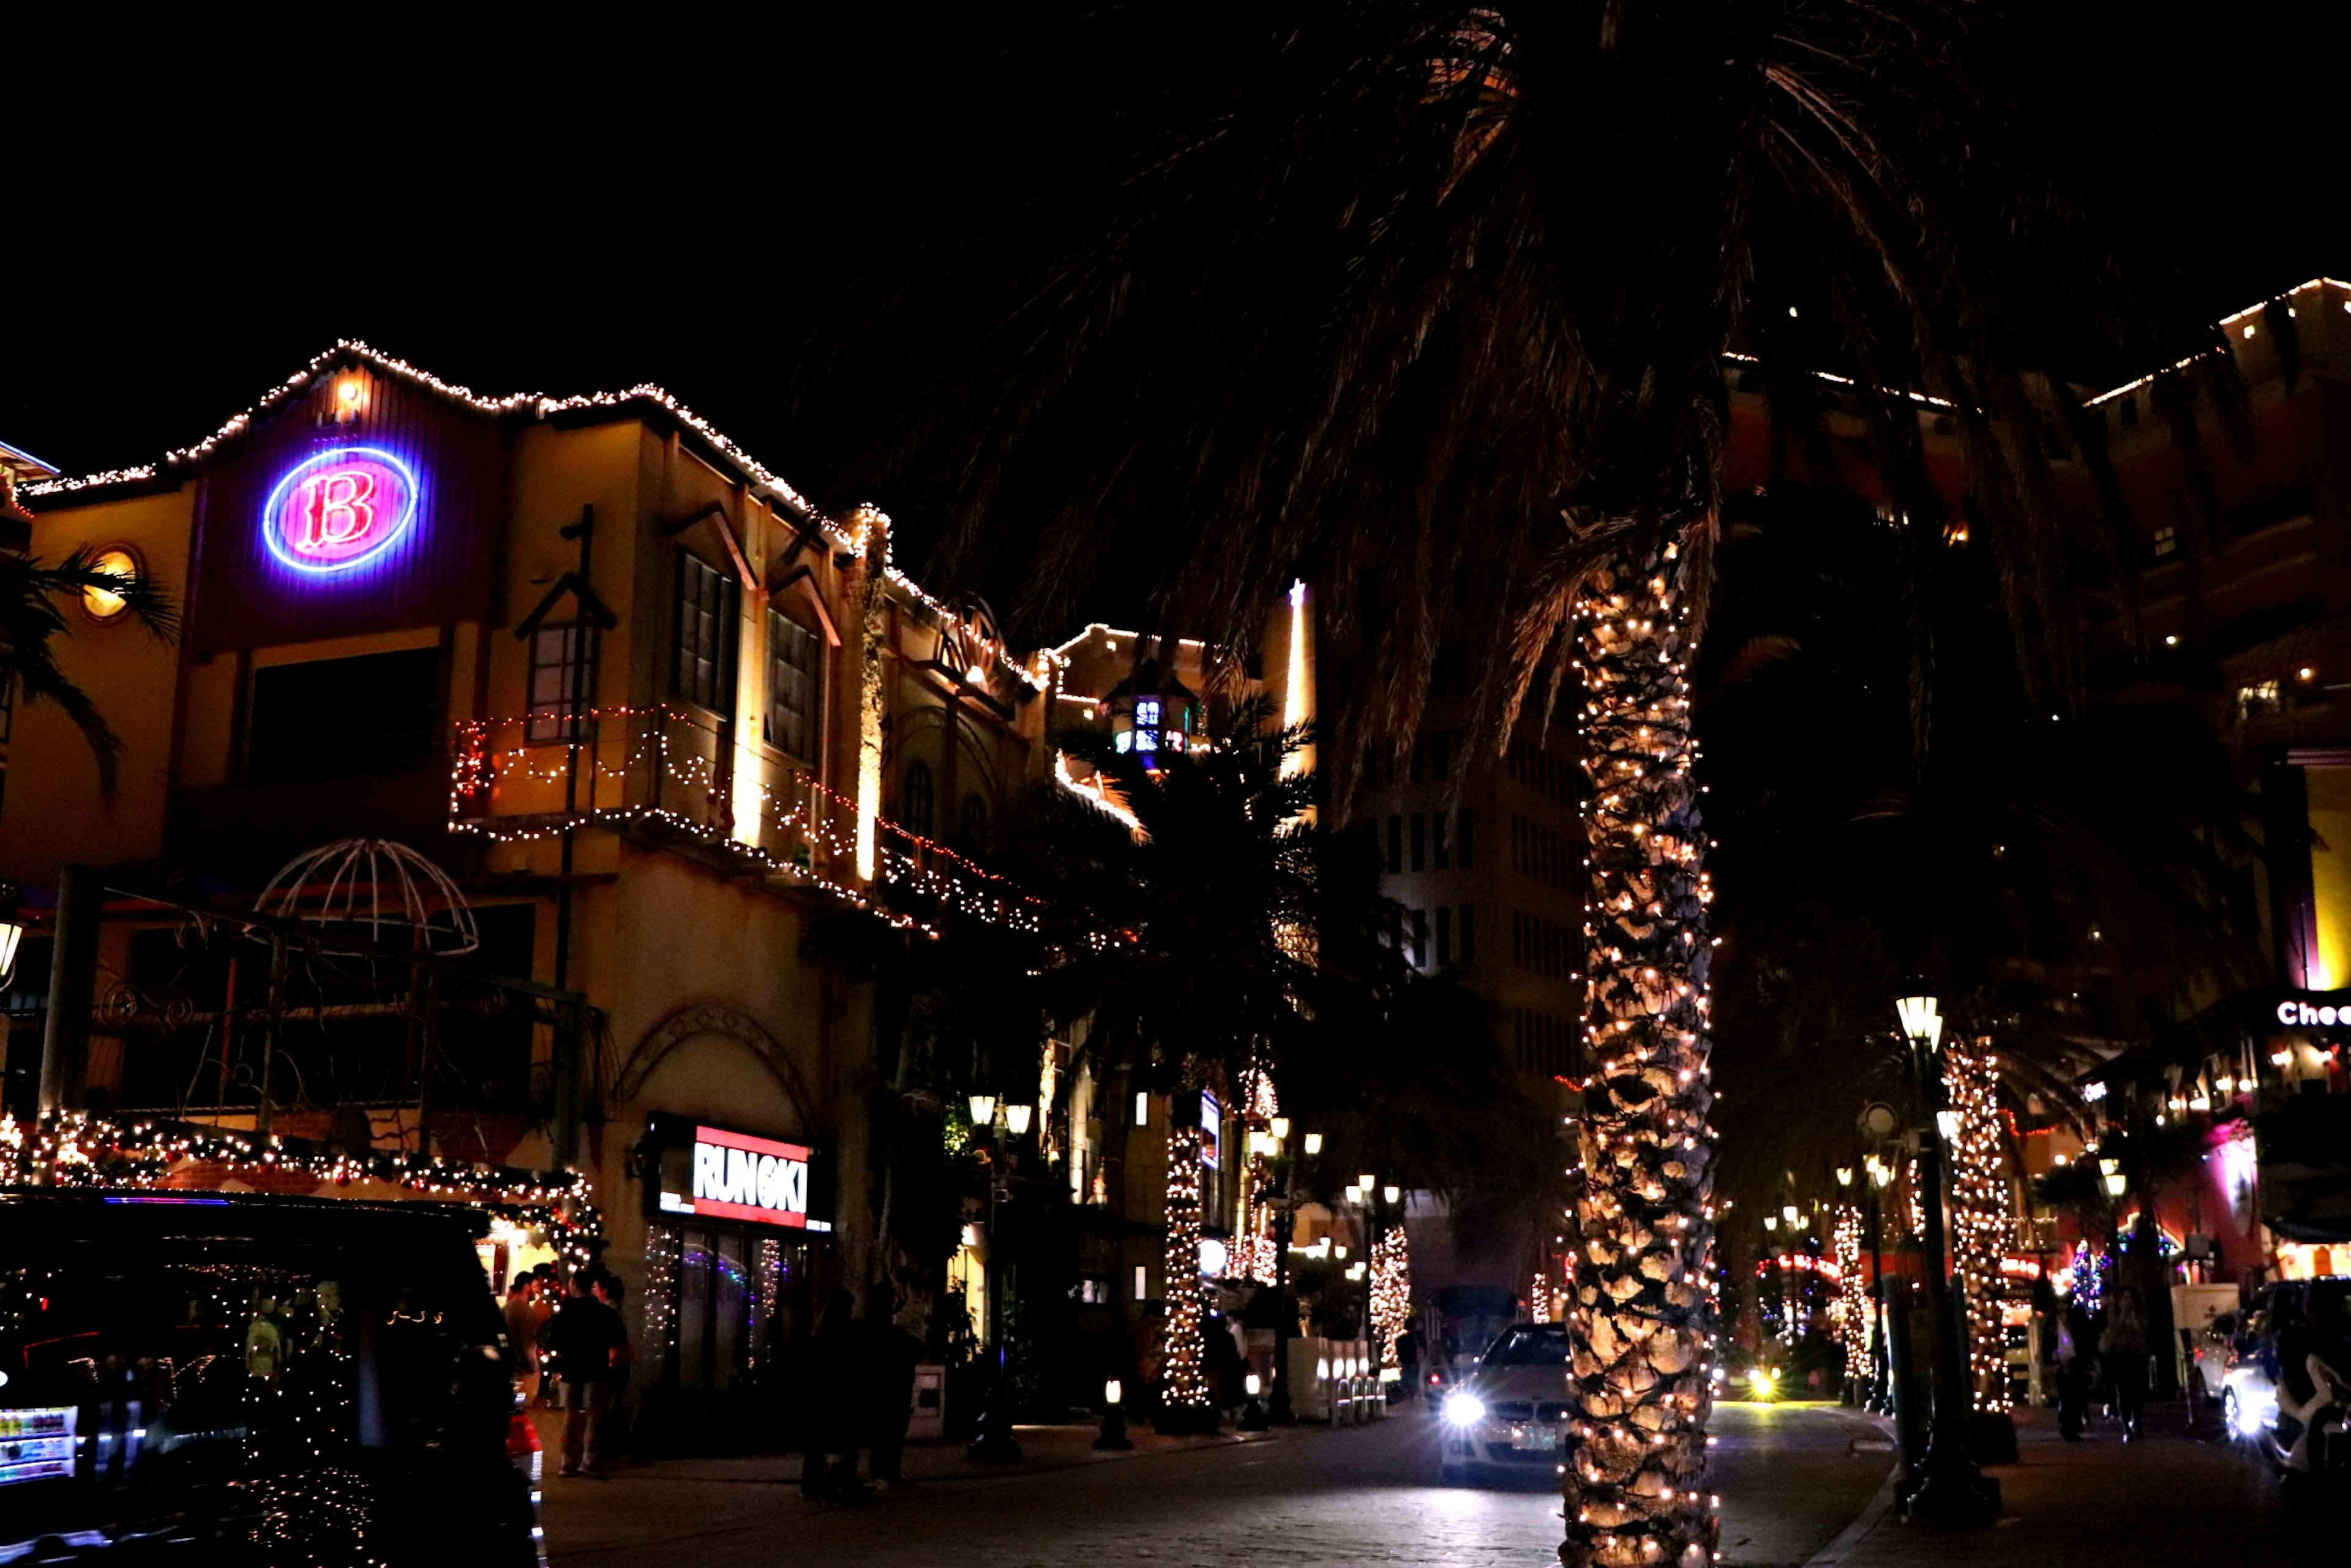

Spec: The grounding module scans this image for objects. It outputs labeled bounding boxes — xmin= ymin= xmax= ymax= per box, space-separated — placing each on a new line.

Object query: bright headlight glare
xmin=1442 ymin=1391 xmax=1487 ymax=1427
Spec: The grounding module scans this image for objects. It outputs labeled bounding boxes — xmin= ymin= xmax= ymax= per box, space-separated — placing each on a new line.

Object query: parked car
xmin=2217 ymin=1275 xmax=2351 ymax=1481
xmin=1438 ymin=1321 xmax=1570 ymax=1485
xmin=0 ymin=1188 xmax=542 ymax=1563
xmin=1423 ymin=1285 xmax=1521 ymax=1409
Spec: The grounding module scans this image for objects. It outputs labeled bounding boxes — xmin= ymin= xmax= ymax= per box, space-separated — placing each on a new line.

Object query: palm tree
xmin=802 ymin=10 xmax=2218 ymax=1558
xmin=0 ymin=542 xmax=178 ymax=798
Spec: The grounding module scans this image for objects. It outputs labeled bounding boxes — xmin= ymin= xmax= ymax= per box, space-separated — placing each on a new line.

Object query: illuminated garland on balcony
xmin=449 ymin=705 xmax=1045 ymax=934
xmin=0 ymin=1111 xmax=605 ymax=1272
xmin=1940 ymin=1037 xmax=2011 ymax=1412
xmin=1161 ymin=1125 xmax=1211 ymax=1417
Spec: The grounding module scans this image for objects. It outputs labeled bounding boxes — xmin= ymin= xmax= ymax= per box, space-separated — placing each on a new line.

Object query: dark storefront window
xmin=247 ymin=647 xmax=441 ymax=781
xmin=667 ymin=1226 xmax=803 ymax=1391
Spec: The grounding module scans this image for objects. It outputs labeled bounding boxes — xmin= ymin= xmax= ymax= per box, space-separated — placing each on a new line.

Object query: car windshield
xmin=1483 ymin=1326 xmax=1569 ymax=1367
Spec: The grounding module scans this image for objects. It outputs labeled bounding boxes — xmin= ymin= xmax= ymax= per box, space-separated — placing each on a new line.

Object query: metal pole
xmin=257 ymin=934 xmax=287 ymax=1141
xmin=38 ymin=864 xmax=102 ymax=1115
xmin=1269 ymin=1184 xmax=1295 ymax=1424
xmin=1868 ymin=1182 xmax=1891 ymax=1414
xmin=552 ymin=994 xmax=582 ymax=1172
xmin=553 ymin=506 xmax=594 ymax=994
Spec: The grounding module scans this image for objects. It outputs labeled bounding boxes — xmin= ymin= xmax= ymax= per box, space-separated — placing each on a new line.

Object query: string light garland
xmin=0 ymin=1111 xmax=605 ymax=1274
xmin=643 ymin=1224 xmax=682 ymax=1370
xmin=1160 ymin=1125 xmax=1212 ymax=1425
xmin=1371 ymin=1229 xmax=1412 ymax=1370
xmin=1833 ymin=1205 xmax=1868 ymax=1386
xmin=1565 ymin=543 xmax=1719 ymax=1568
xmin=1940 ymin=1037 xmax=2011 ymax=1412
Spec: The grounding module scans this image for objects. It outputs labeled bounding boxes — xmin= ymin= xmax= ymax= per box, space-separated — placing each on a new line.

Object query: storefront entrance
xmin=669 ymin=1224 xmax=809 ymax=1389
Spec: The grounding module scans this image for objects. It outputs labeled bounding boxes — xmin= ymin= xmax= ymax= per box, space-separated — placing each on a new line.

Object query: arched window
xmin=959 ymin=793 xmax=991 ymax=854
xmin=903 ymin=762 xmax=936 ymax=839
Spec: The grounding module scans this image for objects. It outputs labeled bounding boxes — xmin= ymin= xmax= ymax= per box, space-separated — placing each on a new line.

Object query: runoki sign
xmin=677 ymin=1126 xmax=814 ymax=1228
xmin=261 ymin=446 xmax=421 ymax=574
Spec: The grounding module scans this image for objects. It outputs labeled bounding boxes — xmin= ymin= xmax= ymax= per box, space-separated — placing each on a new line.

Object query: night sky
xmin=10 ymin=4 xmax=2341 ymax=587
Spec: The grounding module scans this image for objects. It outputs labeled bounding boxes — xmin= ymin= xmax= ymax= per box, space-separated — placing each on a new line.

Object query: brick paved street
xmin=536 ymin=1397 xmax=2341 ymax=1566
xmin=536 ymin=1401 xmax=1887 ymax=1567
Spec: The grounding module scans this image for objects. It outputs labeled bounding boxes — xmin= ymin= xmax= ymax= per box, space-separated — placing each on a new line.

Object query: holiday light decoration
xmin=0 ymin=1110 xmax=604 ymax=1274
xmin=1531 ymin=1269 xmax=1551 ymax=1323
xmin=643 ymin=1224 xmax=681 ymax=1367
xmin=1371 ymin=1228 xmax=1412 ymax=1370
xmin=1234 ymin=1067 xmax=1282 ymax=1286
xmin=1940 ymin=1037 xmax=2011 ymax=1412
xmin=1565 ymin=542 xmax=1718 ymax=1568
xmin=1161 ymin=1125 xmax=1212 ymax=1424
xmin=1833 ymin=1204 xmax=1869 ymax=1384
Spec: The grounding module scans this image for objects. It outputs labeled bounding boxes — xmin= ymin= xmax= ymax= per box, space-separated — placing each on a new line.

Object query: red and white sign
xmin=262 ymin=447 xmax=419 ymax=573
xmin=688 ymin=1125 xmax=813 ymax=1228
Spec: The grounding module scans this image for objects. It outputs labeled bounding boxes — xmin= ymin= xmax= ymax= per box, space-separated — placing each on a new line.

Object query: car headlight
xmin=1442 ymin=1391 xmax=1487 ymax=1427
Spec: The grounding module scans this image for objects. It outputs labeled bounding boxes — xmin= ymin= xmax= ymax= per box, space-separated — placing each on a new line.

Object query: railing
xmin=450 ymin=707 xmax=1040 ymax=929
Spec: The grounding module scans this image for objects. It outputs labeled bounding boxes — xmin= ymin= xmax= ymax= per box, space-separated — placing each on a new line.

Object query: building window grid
xmin=765 ymin=609 xmax=820 ymax=760
xmin=526 ymin=623 xmax=597 ymax=743
xmin=673 ymin=552 xmax=738 ymax=717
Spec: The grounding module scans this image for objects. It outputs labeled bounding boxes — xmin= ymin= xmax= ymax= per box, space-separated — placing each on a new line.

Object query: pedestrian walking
xmin=593 ymin=1274 xmax=636 ymax=1460
xmin=803 ymin=1290 xmax=863 ymax=1499
xmin=504 ymin=1278 xmax=542 ymax=1405
xmin=2102 ymin=1286 xmax=2152 ymax=1441
xmin=854 ymin=1289 xmax=924 ymax=1488
xmin=2055 ymin=1301 xmax=2096 ymax=1440
xmin=547 ymin=1271 xmax=627 ymax=1477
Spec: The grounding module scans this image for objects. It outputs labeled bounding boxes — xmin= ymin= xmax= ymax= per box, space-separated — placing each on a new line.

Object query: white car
xmin=1439 ymin=1322 xmax=1571 ymax=1484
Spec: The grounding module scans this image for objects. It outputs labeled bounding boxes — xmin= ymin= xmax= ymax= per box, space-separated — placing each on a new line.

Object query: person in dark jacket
xmin=546 ymin=1272 xmax=626 ymax=1477
xmin=2102 ymin=1287 xmax=2152 ymax=1441
xmin=854 ymin=1289 xmax=925 ymax=1487
xmin=803 ymin=1291 xmax=861 ymax=1499
xmin=2055 ymin=1300 xmax=2096 ymax=1440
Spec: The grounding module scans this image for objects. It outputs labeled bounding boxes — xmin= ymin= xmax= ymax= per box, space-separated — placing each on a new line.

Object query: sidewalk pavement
xmin=1805 ymin=1400 xmax=2334 ymax=1567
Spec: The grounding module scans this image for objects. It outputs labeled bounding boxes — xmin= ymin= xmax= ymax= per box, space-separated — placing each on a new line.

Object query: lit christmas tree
xmin=1160 ymin=1124 xmax=1213 ymax=1428
xmin=1940 ymin=1036 xmax=2011 ymax=1412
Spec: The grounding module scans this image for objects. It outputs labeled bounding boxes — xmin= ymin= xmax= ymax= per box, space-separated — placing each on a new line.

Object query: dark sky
xmin=10 ymin=5 xmax=2341 ymax=568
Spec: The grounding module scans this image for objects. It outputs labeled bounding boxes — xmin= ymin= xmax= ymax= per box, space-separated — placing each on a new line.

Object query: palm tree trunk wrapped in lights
xmin=1567 ymin=542 xmax=1719 ymax=1568
xmin=1160 ymin=1125 xmax=1213 ymax=1430
xmin=1941 ymin=1036 xmax=2011 ymax=1411
xmin=1833 ymin=1205 xmax=1868 ymax=1388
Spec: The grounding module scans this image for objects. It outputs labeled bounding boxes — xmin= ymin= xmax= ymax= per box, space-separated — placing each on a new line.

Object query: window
xmin=1411 ymin=907 xmax=1428 ymax=969
xmin=249 ymin=647 xmax=440 ymax=781
xmin=1387 ymin=815 xmax=1402 ymax=874
xmin=1135 ymin=1090 xmax=1151 ymax=1127
xmin=1409 ymin=735 xmax=1425 ymax=783
xmin=1433 ymin=810 xmax=1450 ymax=869
xmin=1432 ymin=731 xmax=1450 ymax=781
xmin=1135 ymin=697 xmax=1161 ymax=727
xmin=1134 ymin=1264 xmax=1150 ymax=1301
xmin=1459 ymin=904 xmax=1476 ymax=966
xmin=2236 ymin=680 xmax=2283 ymax=724
xmin=2150 ymin=525 xmax=2177 ymax=561
xmin=902 ymin=761 xmax=936 ymax=838
xmin=766 ymin=609 xmax=820 ymax=760
xmin=1436 ymin=906 xmax=1453 ymax=966
xmin=1457 ymin=807 xmax=1474 ymax=867
xmin=958 ymin=794 xmax=991 ymax=853
xmin=673 ymin=552 xmax=738 ymax=716
xmin=1411 ymin=812 xmax=1427 ymax=871
xmin=526 ymin=623 xmax=597 ymax=743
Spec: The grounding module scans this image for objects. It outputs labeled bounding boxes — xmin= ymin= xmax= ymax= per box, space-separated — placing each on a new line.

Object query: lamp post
xmin=966 ymin=1093 xmax=1022 ymax=1463
xmin=1865 ymin=1155 xmax=1894 ymax=1414
xmin=1893 ymin=991 xmax=1999 ymax=1524
xmin=1265 ymin=1123 xmax=1316 ymax=1425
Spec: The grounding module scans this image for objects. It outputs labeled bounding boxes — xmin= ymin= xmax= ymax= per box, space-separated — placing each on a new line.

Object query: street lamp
xmin=2099 ymin=1157 xmax=2126 ymax=1199
xmin=1894 ymin=989 xmax=2000 ymax=1525
xmin=969 ymin=1093 xmax=997 ymax=1127
xmin=966 ymin=1093 xmax=1021 ymax=1463
xmin=1004 ymin=1103 xmax=1033 ymax=1136
xmin=1303 ymin=1132 xmax=1324 ymax=1156
xmin=1094 ymin=1377 xmax=1133 ymax=1450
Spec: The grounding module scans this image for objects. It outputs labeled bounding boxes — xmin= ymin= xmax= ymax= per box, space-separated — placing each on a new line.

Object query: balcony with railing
xmin=449 ymin=706 xmax=1040 ymax=930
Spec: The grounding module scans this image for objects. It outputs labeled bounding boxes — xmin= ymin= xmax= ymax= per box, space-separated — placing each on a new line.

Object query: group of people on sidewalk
xmin=794 ymin=1288 xmax=926 ymax=1500
xmin=2051 ymin=1283 xmax=2153 ymax=1441
xmin=505 ymin=1267 xmax=636 ymax=1479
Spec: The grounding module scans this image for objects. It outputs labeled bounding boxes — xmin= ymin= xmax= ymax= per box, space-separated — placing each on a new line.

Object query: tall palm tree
xmin=0 ymin=543 xmax=177 ymax=799
xmin=803 ymin=9 xmax=2218 ymax=1559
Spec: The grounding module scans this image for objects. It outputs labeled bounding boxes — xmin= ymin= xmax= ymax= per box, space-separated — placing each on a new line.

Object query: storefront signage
xmin=669 ymin=1124 xmax=815 ymax=1228
xmin=1199 ymin=1090 xmax=1222 ymax=1169
xmin=262 ymin=447 xmax=420 ymax=574
xmin=2274 ymin=992 xmax=2351 ymax=1028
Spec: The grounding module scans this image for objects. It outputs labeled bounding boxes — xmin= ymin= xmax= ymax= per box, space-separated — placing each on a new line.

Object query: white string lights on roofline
xmin=21 ymin=341 xmax=1043 ymax=694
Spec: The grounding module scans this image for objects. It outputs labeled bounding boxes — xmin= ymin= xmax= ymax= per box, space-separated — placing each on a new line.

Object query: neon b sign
xmin=263 ymin=448 xmax=419 ymax=573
